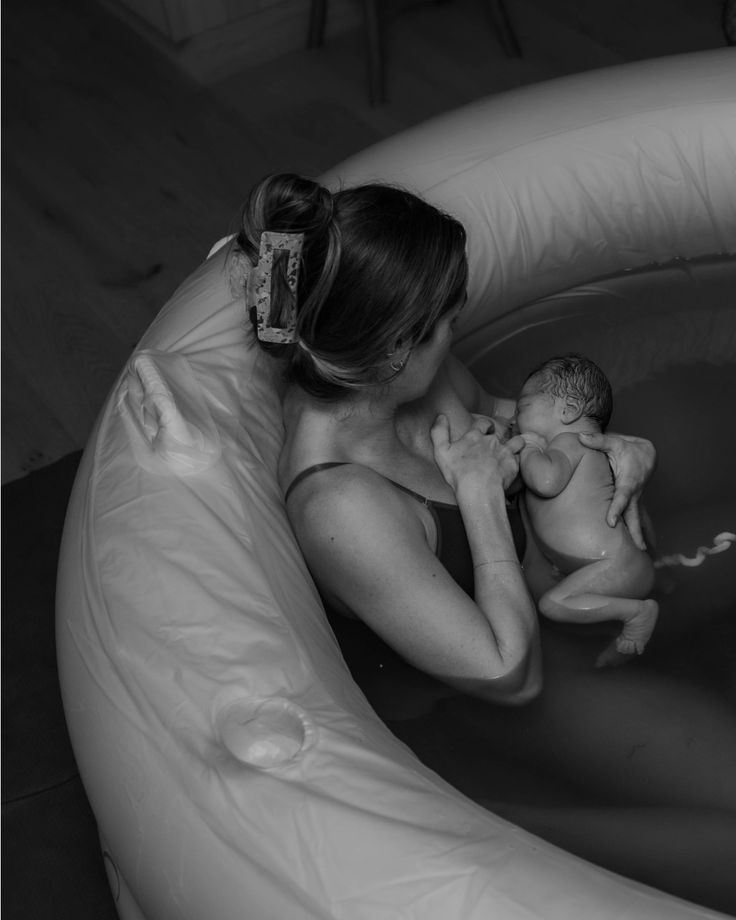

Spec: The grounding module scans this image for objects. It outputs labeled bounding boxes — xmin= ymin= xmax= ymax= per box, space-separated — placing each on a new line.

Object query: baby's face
xmin=515 ymin=378 xmax=561 ymax=436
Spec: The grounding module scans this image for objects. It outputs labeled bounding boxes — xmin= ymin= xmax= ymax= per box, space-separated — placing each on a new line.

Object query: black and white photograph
xmin=3 ymin=1 xmax=736 ymax=918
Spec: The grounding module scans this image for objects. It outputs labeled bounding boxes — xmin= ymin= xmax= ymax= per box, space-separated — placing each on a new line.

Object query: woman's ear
xmin=386 ymin=338 xmax=412 ymax=373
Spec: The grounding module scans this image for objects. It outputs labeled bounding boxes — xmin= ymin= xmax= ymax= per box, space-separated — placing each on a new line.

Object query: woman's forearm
xmin=455 ymin=477 xmax=542 ymax=702
xmin=429 ymin=412 xmax=541 ymax=702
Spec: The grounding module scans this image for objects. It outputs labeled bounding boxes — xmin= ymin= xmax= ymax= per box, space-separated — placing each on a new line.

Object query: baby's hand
xmin=520 ymin=432 xmax=548 ymax=452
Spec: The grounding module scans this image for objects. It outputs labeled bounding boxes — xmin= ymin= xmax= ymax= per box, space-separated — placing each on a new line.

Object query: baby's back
xmin=525 ymin=442 xmax=632 ymax=566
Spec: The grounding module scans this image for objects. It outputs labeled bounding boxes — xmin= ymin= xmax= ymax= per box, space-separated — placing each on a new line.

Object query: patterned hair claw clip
xmin=250 ymin=230 xmax=304 ymax=344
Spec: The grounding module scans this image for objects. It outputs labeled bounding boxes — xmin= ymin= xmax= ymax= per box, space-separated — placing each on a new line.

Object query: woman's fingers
xmin=432 ymin=413 xmax=521 ymax=491
xmin=604 ymin=488 xmax=627 ymax=528
xmin=578 ymin=431 xmax=655 ymax=550
xmin=579 ymin=432 xmax=656 ymax=478
xmin=429 ymin=415 xmax=452 ymax=474
xmin=430 ymin=413 xmax=451 ymax=451
xmin=620 ymin=499 xmax=646 ymax=550
xmin=605 ymin=489 xmax=645 ymax=550
xmin=470 ymin=413 xmax=495 ymax=434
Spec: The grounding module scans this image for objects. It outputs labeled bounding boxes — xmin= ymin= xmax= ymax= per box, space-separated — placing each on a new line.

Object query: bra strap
xmin=283 ymin=462 xmax=350 ymax=503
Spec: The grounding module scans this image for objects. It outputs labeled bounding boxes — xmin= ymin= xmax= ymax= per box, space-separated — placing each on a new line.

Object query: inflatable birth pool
xmin=56 ymin=49 xmax=736 ymax=919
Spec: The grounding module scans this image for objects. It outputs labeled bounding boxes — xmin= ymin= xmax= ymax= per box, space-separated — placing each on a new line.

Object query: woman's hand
xmin=578 ymin=431 xmax=656 ymax=549
xmin=431 ymin=413 xmax=522 ymax=493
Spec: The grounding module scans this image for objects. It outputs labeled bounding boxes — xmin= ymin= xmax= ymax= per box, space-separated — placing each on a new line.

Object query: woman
xmin=234 ymin=174 xmax=736 ymax=912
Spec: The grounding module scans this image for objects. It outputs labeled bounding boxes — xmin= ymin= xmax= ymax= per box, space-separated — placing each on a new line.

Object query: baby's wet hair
xmin=526 ymin=353 xmax=613 ymax=429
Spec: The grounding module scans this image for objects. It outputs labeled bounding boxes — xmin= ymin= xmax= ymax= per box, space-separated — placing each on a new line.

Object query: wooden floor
xmin=1 ymin=0 xmax=728 ymax=482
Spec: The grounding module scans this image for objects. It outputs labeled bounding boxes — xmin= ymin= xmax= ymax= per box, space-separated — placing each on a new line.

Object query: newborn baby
xmin=515 ymin=354 xmax=658 ymax=667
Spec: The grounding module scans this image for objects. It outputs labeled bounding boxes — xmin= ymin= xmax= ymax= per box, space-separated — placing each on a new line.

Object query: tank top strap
xmin=283 ymin=462 xmax=351 ymax=503
xmin=387 ymin=479 xmax=437 ymax=508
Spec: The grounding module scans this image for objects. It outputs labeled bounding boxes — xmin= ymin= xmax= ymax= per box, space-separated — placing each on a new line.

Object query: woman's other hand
xmin=578 ymin=431 xmax=656 ymax=549
xmin=431 ymin=413 xmax=522 ymax=493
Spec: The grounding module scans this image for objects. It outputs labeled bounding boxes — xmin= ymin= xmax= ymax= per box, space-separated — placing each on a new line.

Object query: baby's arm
xmin=519 ymin=433 xmax=583 ymax=497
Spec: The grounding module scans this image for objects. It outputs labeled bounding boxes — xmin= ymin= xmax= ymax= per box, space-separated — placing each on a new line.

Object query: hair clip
xmin=249 ymin=230 xmax=304 ymax=344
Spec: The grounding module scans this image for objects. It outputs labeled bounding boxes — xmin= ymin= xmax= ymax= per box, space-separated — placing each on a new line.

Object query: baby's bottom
xmin=537 ymin=545 xmax=658 ymax=667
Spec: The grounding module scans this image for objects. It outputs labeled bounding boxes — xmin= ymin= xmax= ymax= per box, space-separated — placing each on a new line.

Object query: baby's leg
xmin=538 ymin=555 xmax=658 ymax=667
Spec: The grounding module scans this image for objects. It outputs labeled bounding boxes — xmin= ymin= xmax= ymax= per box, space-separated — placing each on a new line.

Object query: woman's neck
xmin=283 ymin=383 xmax=434 ymax=464
xmin=280 ymin=378 xmax=460 ymax=504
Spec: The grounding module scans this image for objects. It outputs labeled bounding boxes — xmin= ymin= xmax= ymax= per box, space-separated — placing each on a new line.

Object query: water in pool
xmin=333 ymin=284 xmax=736 ymax=914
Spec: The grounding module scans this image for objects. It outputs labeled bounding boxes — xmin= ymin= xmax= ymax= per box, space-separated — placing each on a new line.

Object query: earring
xmin=388 ymin=339 xmax=408 ymax=374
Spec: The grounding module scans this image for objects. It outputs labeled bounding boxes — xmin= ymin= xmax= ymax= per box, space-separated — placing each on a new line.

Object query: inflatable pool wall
xmin=323 ymin=49 xmax=736 ymax=348
xmin=57 ymin=50 xmax=736 ymax=920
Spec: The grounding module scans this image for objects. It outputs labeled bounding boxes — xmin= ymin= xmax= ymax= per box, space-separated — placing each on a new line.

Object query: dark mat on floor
xmin=2 ymin=452 xmax=117 ymax=919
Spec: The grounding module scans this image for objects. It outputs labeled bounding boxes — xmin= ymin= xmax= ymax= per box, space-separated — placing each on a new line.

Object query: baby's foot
xmin=596 ymin=599 xmax=659 ymax=668
xmin=616 ymin=598 xmax=660 ymax=654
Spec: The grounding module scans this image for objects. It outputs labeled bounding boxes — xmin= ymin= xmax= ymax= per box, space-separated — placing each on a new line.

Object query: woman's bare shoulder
xmin=287 ymin=463 xmax=444 ymax=616
xmin=289 ymin=462 xmax=426 ymax=539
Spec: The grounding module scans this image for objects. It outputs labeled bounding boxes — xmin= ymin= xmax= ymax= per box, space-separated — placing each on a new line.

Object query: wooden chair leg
xmin=308 ymin=0 xmax=328 ymax=48
xmin=485 ymin=0 xmax=522 ymax=57
xmin=363 ymin=0 xmax=386 ymax=105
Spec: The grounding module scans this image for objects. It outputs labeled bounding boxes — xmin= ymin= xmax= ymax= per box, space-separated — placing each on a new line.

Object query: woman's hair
xmin=526 ymin=354 xmax=613 ymax=430
xmin=235 ymin=173 xmax=468 ymax=399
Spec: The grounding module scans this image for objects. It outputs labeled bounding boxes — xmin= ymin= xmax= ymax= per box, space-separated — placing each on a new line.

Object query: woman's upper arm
xmin=292 ymin=472 xmax=528 ymax=690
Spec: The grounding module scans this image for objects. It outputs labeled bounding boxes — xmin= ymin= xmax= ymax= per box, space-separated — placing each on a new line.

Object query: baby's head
xmin=516 ymin=354 xmax=612 ymax=436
